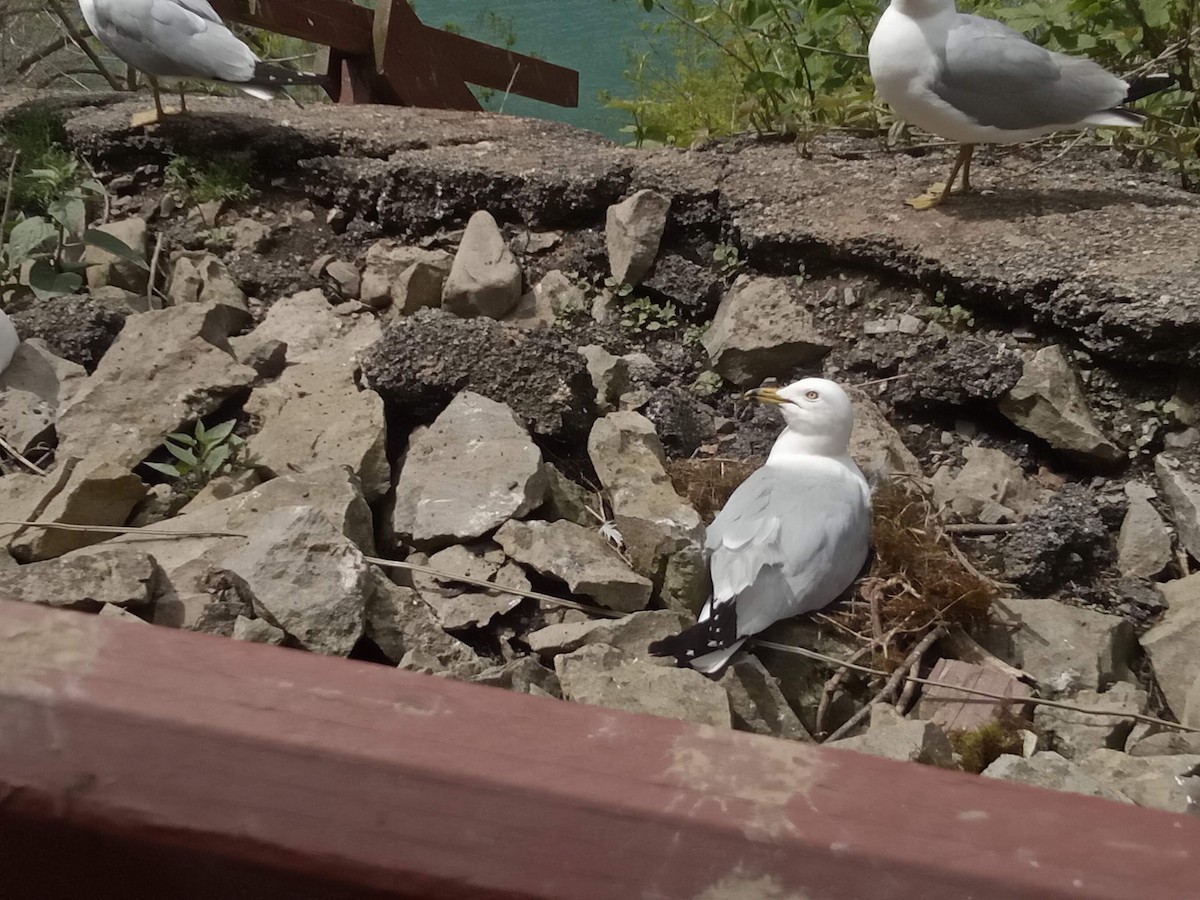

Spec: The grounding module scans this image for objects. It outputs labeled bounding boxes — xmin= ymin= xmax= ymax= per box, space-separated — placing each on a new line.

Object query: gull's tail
xmin=237 ymin=63 xmax=328 ymax=100
xmin=1124 ymin=72 xmax=1178 ymax=103
xmin=648 ymin=601 xmax=742 ymax=677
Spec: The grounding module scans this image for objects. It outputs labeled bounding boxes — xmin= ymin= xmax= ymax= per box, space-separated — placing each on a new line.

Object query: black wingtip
xmin=1125 ymin=72 xmax=1178 ymax=103
xmin=648 ymin=601 xmax=739 ymax=674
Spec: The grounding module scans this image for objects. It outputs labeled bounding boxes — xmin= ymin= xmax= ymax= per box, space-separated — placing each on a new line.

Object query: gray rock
xmin=931 ymin=445 xmax=1036 ymax=520
xmin=360 ymin=241 xmax=452 ymax=312
xmin=640 ymin=386 xmax=715 ymax=458
xmin=495 ymin=519 xmax=653 ymax=613
xmin=0 ymin=338 xmax=87 ymax=410
xmin=98 ymin=604 xmax=147 ymax=623
xmin=578 ymin=344 xmax=630 ymax=412
xmin=999 ymin=345 xmax=1122 ymax=465
xmin=1117 ymin=484 xmax=1173 ymax=578
xmin=528 ymin=609 xmax=691 ymax=659
xmin=555 ymin=643 xmax=731 ymax=728
xmin=410 ymin=543 xmax=527 ymax=630
xmin=364 ymin=571 xmax=483 ymax=676
xmin=720 ymin=655 xmax=813 ymax=742
xmin=245 ymin=347 xmax=389 ymax=501
xmin=392 ymin=391 xmax=546 ymax=547
xmin=83 ymin=216 xmax=149 ymax=293
xmin=5 ymin=547 xmax=163 ymax=610
xmin=360 ymin=308 xmax=594 ymax=438
xmin=701 ymin=277 xmax=833 ymax=387
xmin=832 ymin=704 xmax=954 ymax=766
xmin=540 ymin=465 xmax=596 ymax=527
xmin=848 ymin=396 xmax=922 ymax=480
xmin=1128 ymin=730 xmax=1200 ymax=757
xmin=9 ymin=458 xmax=148 ymax=561
xmin=529 ymin=269 xmax=586 ymax=319
xmin=1035 ymin=682 xmax=1147 ymax=760
xmin=1001 ymin=484 xmax=1112 ymax=594
xmin=471 ymin=656 xmax=562 ymax=698
xmin=222 ymin=506 xmax=370 ymax=656
xmin=605 ymin=189 xmax=670 ymax=285
xmin=56 ymin=301 xmax=255 ymax=469
xmin=1077 ymin=749 xmax=1200 ymax=813
xmin=230 ymin=217 xmax=271 ymax=253
xmin=982 ymin=597 xmax=1136 ymax=695
xmin=587 ymin=411 xmax=706 ymax=610
xmin=1140 ymin=573 xmax=1200 ymax=725
xmin=442 ymin=211 xmax=523 ymax=318
xmin=232 ymin=615 xmax=286 ymax=645
xmin=230 ymin=288 xmax=380 ymax=366
xmin=167 ymin=252 xmax=249 ymax=311
xmin=0 ymin=388 xmax=53 ymax=456
xmin=1155 ymin=451 xmax=1200 ymax=561
xmin=982 ymin=751 xmax=1133 ymax=803
xmin=325 ymin=260 xmax=361 ymax=300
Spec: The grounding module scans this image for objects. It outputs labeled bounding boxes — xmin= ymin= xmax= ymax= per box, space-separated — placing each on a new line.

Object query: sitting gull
xmin=649 ymin=378 xmax=872 ymax=675
xmin=868 ymin=0 xmax=1176 ymax=209
xmin=78 ymin=0 xmax=326 ymax=126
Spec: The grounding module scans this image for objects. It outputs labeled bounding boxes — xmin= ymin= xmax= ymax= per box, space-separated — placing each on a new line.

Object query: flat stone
xmin=848 ymin=396 xmax=922 ymax=480
xmin=364 ymin=571 xmax=483 ymax=676
xmin=527 ymin=609 xmax=691 ymax=659
xmin=410 ymin=543 xmax=526 ymax=631
xmin=1155 ymin=451 xmax=1200 ymax=561
xmin=56 ymin=301 xmax=255 ymax=469
xmin=0 ymin=388 xmax=53 ymax=456
xmin=605 ymin=189 xmax=670 ymax=285
xmin=393 ymin=391 xmax=546 ymax=548
xmin=720 ymin=654 xmax=813 ymax=742
xmin=167 ymin=252 xmax=249 ymax=311
xmin=471 ymin=656 xmax=562 ymax=698
xmin=930 ymin=445 xmax=1037 ymax=520
xmin=578 ymin=344 xmax=630 ymax=413
xmin=5 ymin=547 xmax=163 ymax=610
xmin=541 ymin=465 xmax=596 ymax=527
xmin=1077 ymin=749 xmax=1200 ymax=814
xmin=1035 ymin=682 xmax=1147 ymax=760
xmin=982 ymin=751 xmax=1132 ymax=804
xmin=701 ymin=276 xmax=833 ymax=387
xmin=222 ymin=505 xmax=371 ymax=656
xmin=230 ymin=288 xmax=380 ymax=365
xmin=1140 ymin=573 xmax=1200 ymax=724
xmin=494 ymin=519 xmax=653 ymax=613
xmin=981 ymin=597 xmax=1136 ymax=695
xmin=83 ymin=216 xmax=149 ymax=293
xmin=245 ymin=348 xmax=389 ymax=501
xmin=0 ymin=338 xmax=87 ymax=409
xmin=999 ymin=345 xmax=1122 ymax=466
xmin=1117 ymin=485 xmax=1173 ymax=578
xmin=442 ymin=210 xmax=523 ymax=318
xmin=325 ymin=260 xmax=361 ymax=300
xmin=833 ymin=704 xmax=954 ymax=766
xmin=555 ymin=643 xmax=731 ymax=728
xmin=1128 ymin=731 xmax=1200 ymax=757
xmin=232 ymin=615 xmax=286 ymax=645
xmin=587 ymin=411 xmax=706 ymax=610
xmin=360 ymin=241 xmax=452 ymax=312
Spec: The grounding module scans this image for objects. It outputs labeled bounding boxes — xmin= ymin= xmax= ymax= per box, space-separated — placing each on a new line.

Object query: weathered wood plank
xmin=1 ymin=599 xmax=1196 ymax=899
xmin=426 ymin=31 xmax=579 ymax=109
xmin=210 ymin=0 xmax=374 ymax=55
xmin=372 ymin=0 xmax=481 ymax=110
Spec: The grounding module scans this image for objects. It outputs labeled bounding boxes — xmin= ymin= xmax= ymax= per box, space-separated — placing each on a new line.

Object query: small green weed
xmin=164 ymin=153 xmax=255 ymax=205
xmin=621 ymin=295 xmax=680 ymax=333
xmin=929 ymin=289 xmax=975 ymax=332
xmin=692 ymin=370 xmax=723 ymax=395
xmin=146 ymin=419 xmax=251 ymax=494
xmin=713 ymin=242 xmax=743 ymax=276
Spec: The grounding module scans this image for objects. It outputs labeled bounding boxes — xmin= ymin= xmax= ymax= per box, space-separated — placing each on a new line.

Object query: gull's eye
xmin=805 ymin=390 xmax=819 ymax=401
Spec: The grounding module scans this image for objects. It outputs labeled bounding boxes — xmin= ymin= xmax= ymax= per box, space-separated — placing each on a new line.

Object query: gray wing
xmin=94 ymin=0 xmax=257 ymax=82
xmin=932 ymin=14 xmax=1126 ymax=130
xmin=705 ymin=465 xmax=870 ymax=639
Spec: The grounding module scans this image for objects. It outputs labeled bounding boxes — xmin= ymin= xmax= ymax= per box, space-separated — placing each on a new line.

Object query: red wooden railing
xmin=2 ymin=599 xmax=1198 ymax=899
xmin=209 ymin=0 xmax=579 ymax=110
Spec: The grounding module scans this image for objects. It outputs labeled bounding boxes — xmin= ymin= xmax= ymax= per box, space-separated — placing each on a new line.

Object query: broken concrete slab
xmin=393 ymin=391 xmax=546 ymax=548
xmin=1155 ymin=451 xmax=1200 ymax=561
xmin=409 ymin=543 xmax=527 ymax=631
xmin=1035 ymin=682 xmax=1147 ymax=760
xmin=232 ymin=614 xmax=286 ymax=645
xmin=229 ymin=288 xmax=381 ymax=365
xmin=364 ymin=571 xmax=484 ymax=677
xmin=471 ymin=656 xmax=562 ymax=698
xmin=931 ymin=445 xmax=1037 ymax=521
xmin=167 ymin=252 xmax=249 ymax=312
xmin=0 ymin=338 xmax=87 ymax=409
xmin=1116 ymin=483 xmax=1173 ymax=579
xmin=555 ymin=643 xmax=731 ymax=728
xmin=494 ymin=518 xmax=653 ymax=613
xmin=832 ymin=704 xmax=955 ymax=766
xmin=1077 ymin=750 xmax=1200 ymax=814
xmin=360 ymin=241 xmax=452 ymax=312
xmin=1140 ymin=573 xmax=1200 ymax=725
xmin=527 ymin=609 xmax=692 ymax=660
xmin=5 ymin=547 xmax=163 ymax=610
xmin=720 ymin=654 xmax=813 ymax=742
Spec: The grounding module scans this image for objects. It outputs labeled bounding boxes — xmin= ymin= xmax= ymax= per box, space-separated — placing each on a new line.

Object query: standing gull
xmin=868 ymin=0 xmax=1175 ymax=209
xmin=78 ymin=0 xmax=326 ymax=127
xmin=650 ymin=378 xmax=872 ymax=675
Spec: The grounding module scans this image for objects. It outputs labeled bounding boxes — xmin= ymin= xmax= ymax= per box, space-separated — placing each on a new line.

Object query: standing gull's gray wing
xmin=931 ymin=14 xmax=1127 ymax=131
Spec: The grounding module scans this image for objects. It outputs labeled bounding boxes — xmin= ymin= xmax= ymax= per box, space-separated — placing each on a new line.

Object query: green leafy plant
xmin=683 ymin=322 xmax=709 ymax=346
xmin=692 ymin=370 xmax=724 ymax=395
xmin=713 ymin=241 xmax=744 ymax=275
xmin=621 ymin=295 xmax=680 ymax=332
xmin=1 ymin=157 xmax=146 ymax=300
xmin=164 ymin=153 xmax=255 ymax=205
xmin=929 ymin=288 xmax=975 ymax=332
xmin=145 ymin=419 xmax=250 ymax=493
xmin=603 ymin=275 xmax=636 ymax=299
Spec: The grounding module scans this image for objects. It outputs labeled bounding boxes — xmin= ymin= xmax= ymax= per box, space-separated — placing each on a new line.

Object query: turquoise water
xmin=418 ymin=1 xmax=659 ymax=140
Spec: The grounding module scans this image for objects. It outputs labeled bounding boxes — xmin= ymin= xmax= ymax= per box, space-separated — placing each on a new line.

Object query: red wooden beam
xmin=372 ymin=0 xmax=481 ymax=111
xmin=2 ymin=599 xmax=1195 ymax=900
xmin=209 ymin=0 xmax=578 ymax=108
